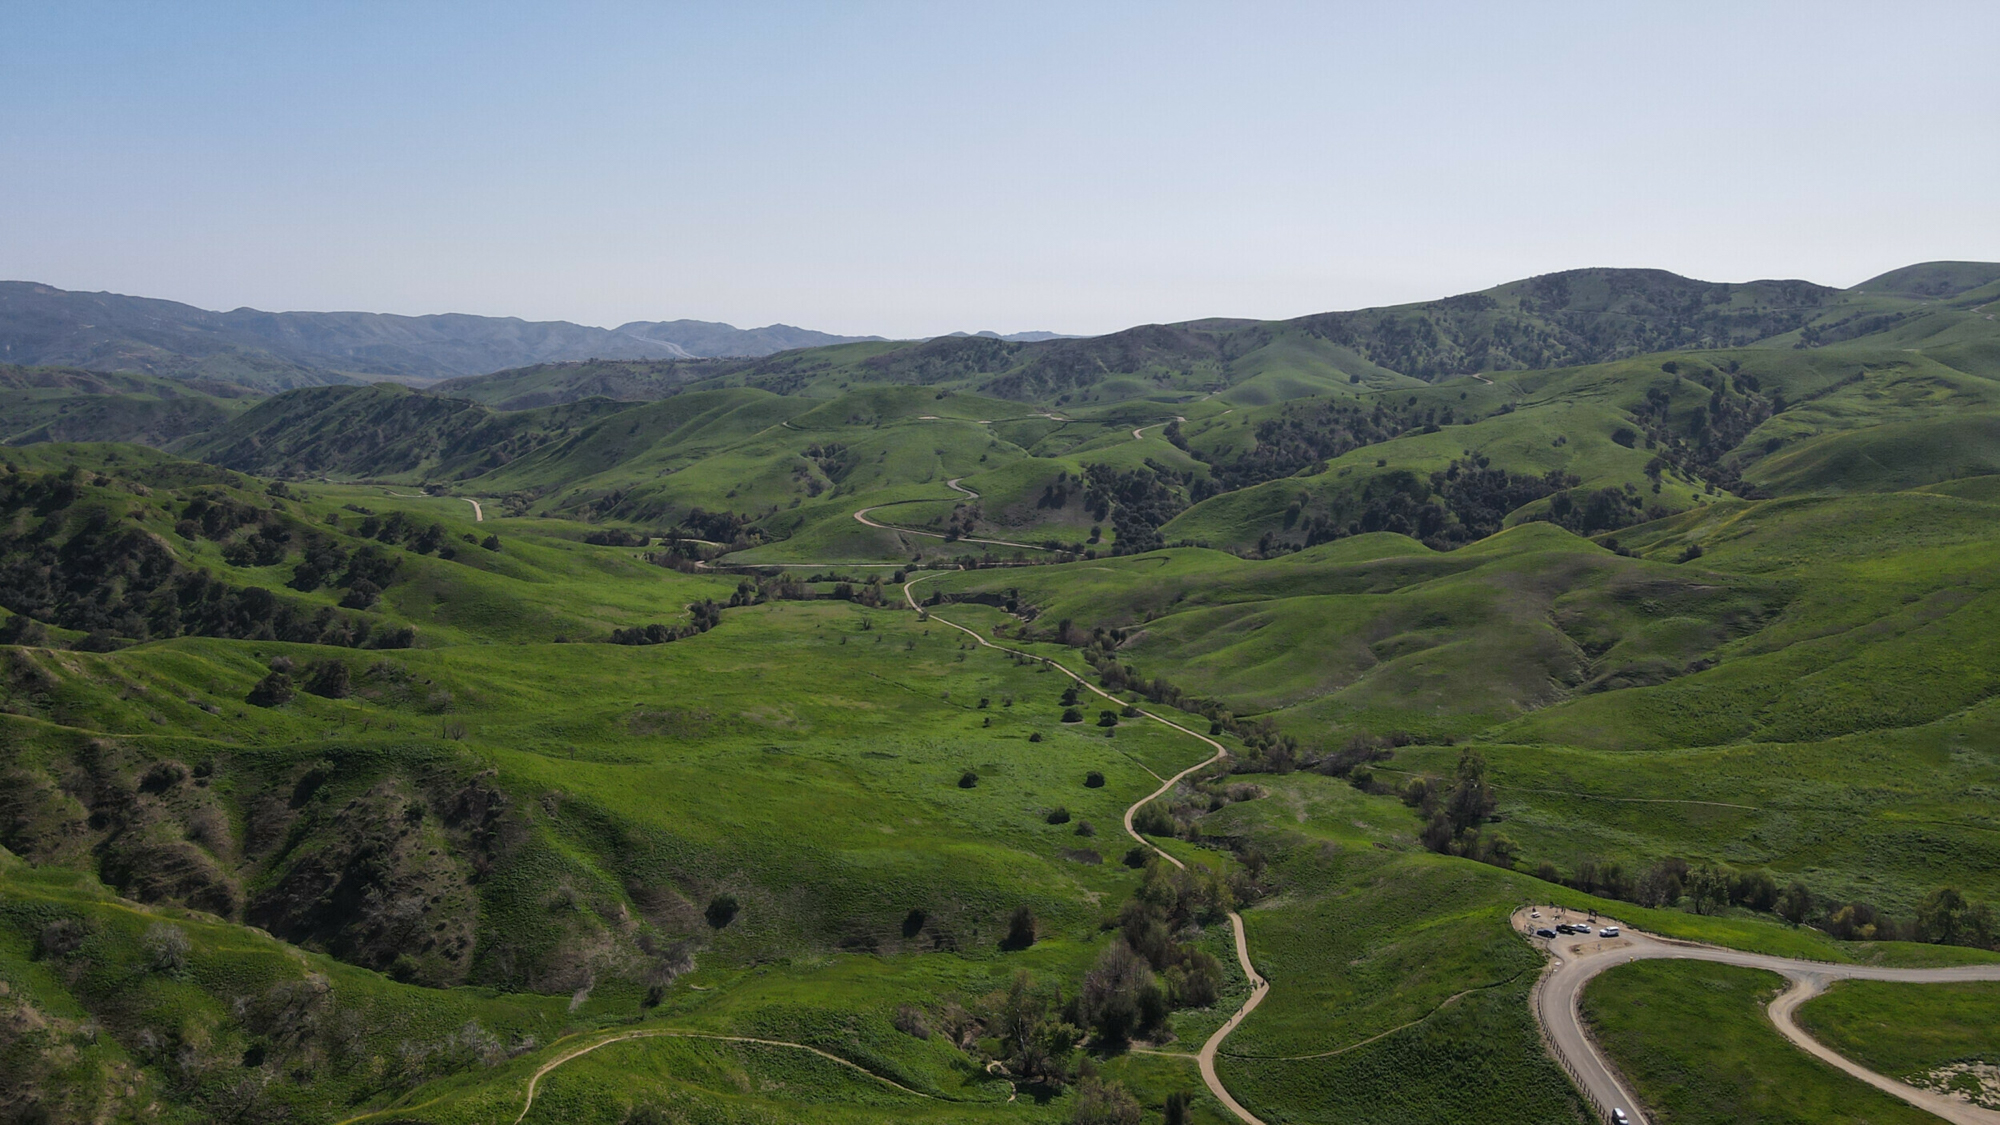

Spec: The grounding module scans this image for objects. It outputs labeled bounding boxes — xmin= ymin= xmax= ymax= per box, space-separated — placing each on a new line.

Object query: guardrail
xmin=1523 ymin=902 xmax=1623 ymax=1125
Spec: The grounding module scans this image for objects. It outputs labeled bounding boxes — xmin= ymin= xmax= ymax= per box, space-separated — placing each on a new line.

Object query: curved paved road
xmin=905 ymin=574 xmax=1271 ymax=1125
xmin=1518 ymin=907 xmax=2000 ymax=1124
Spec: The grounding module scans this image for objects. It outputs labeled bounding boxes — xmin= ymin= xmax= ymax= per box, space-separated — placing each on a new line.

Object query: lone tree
xmin=1003 ymin=905 xmax=1037 ymax=950
xmin=1777 ymin=881 xmax=1814 ymax=925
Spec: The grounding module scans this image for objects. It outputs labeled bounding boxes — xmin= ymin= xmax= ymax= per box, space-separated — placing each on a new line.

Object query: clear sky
xmin=3 ymin=2 xmax=1996 ymax=338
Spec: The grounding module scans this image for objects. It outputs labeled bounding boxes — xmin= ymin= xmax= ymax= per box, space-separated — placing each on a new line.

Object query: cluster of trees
xmin=1195 ymin=398 xmax=1431 ymax=490
xmin=609 ymin=600 xmax=722 ymax=646
xmin=0 ymin=475 xmax=409 ymax=650
xmin=799 ymin=441 xmax=854 ymax=497
xmin=1400 ymin=750 xmax=1516 ymax=868
xmin=901 ymin=860 xmax=1233 ymax=1104
xmin=1626 ymin=361 xmax=1776 ymax=498
xmin=1535 ymin=483 xmax=1654 ymax=537
xmin=582 ymin=528 xmax=649 ymax=547
xmin=1081 ymin=462 xmax=1194 ymax=555
xmin=1545 ymin=854 xmax=1998 ymax=950
xmin=247 ymin=656 xmax=368 ymax=706
xmin=351 ymin=509 xmax=459 ymax=558
xmin=674 ymin=507 xmax=764 ymax=546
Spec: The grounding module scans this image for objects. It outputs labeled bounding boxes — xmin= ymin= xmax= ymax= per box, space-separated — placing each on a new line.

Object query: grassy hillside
xmin=7 ymin=263 xmax=2000 ymax=1125
xmin=1 ymin=364 xmax=257 ymax=447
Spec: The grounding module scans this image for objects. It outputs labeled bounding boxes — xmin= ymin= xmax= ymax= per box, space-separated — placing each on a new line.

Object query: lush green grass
xmin=1582 ymin=960 xmax=1940 ymax=1125
xmin=1797 ymin=979 xmax=2000 ymax=1095
xmin=8 ymin=269 xmax=2000 ymax=1123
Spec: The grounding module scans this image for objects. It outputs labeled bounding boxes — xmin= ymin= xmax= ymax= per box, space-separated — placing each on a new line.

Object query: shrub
xmin=1097 ymin=710 xmax=1118 ymax=727
xmin=1075 ymin=821 xmax=1095 ymax=837
xmin=1047 ymin=806 xmax=1071 ymax=825
xmin=1062 ymin=707 xmax=1084 ymax=723
xmin=143 ymin=923 xmax=191 ymax=977
xmin=958 ymin=769 xmax=979 ymax=788
xmin=894 ymin=1003 xmax=930 ymax=1039
xmin=1132 ymin=803 xmax=1176 ymax=837
xmin=1072 ymin=1076 xmax=1142 ymax=1125
xmin=1084 ymin=770 xmax=1105 ymax=788
xmin=247 ymin=671 xmax=294 ymax=707
xmin=1028 ymin=731 xmax=1044 ymax=743
xmin=302 ymin=659 xmax=352 ymax=699
xmin=704 ymin=894 xmax=739 ymax=928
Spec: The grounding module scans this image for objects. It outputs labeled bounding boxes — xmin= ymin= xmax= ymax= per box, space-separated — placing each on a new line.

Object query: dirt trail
xmin=500 ymin=1030 xmax=936 ymax=1124
xmin=383 ymin=491 xmax=483 ymax=521
xmin=852 ymin=479 xmax=1047 ymax=551
xmin=904 ymin=574 xmax=1271 ymax=1125
xmin=1518 ymin=907 xmax=2000 ymax=1124
xmin=1131 ymin=415 xmax=1187 ymax=441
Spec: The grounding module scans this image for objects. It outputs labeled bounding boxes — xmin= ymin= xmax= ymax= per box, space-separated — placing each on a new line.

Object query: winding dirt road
xmin=1131 ymin=416 xmax=1187 ymax=441
xmin=1519 ymin=907 xmax=2000 ymax=1124
xmin=905 ymin=574 xmax=1271 ymax=1125
xmin=853 ymin=479 xmax=1047 ymax=551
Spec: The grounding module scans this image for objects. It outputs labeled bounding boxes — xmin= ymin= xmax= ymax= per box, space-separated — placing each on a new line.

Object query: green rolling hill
xmin=5 ymin=262 xmax=2000 ymax=1125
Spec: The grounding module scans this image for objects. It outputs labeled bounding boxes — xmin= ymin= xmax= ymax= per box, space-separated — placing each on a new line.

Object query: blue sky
xmin=3 ymin=2 xmax=1995 ymax=337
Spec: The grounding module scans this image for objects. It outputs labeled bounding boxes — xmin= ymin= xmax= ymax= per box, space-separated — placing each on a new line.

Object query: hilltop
xmin=129 ymin=260 xmax=2000 ymax=565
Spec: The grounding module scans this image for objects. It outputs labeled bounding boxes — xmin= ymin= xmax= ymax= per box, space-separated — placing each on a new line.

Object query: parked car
xmin=1556 ymin=923 xmax=1578 ymax=934
xmin=1536 ymin=928 xmax=1558 ymax=939
xmin=1600 ymin=926 xmax=1621 ymax=937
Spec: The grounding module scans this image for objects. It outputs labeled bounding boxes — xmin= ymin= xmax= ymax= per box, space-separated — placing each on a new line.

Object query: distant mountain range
xmin=0 ymin=282 xmax=889 ymax=390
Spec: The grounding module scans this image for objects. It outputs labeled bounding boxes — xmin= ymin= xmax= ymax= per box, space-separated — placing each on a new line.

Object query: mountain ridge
xmin=0 ymin=282 xmax=885 ymax=389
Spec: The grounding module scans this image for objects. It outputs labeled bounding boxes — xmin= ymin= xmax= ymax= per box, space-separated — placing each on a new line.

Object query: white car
xmin=1600 ymin=926 xmax=1621 ymax=938
xmin=1612 ymin=1109 xmax=1630 ymax=1124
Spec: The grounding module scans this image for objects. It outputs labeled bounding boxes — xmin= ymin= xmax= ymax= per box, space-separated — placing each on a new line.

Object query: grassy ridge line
xmin=497 ymin=1029 xmax=941 ymax=1125
xmin=902 ymin=573 xmax=1273 ymax=1125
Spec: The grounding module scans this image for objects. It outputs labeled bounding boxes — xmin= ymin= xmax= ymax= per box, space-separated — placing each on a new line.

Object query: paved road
xmin=906 ymin=575 xmax=1271 ymax=1125
xmin=1518 ymin=907 xmax=2000 ymax=1124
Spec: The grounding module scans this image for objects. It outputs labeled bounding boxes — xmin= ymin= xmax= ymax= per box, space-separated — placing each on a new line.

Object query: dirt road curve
xmin=906 ymin=575 xmax=1271 ymax=1125
xmin=1132 ymin=416 xmax=1187 ymax=441
xmin=1519 ymin=907 xmax=2000 ymax=1125
xmin=464 ymin=497 xmax=483 ymax=521
xmin=504 ymin=1030 xmax=936 ymax=1124
xmin=852 ymin=479 xmax=1047 ymax=551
